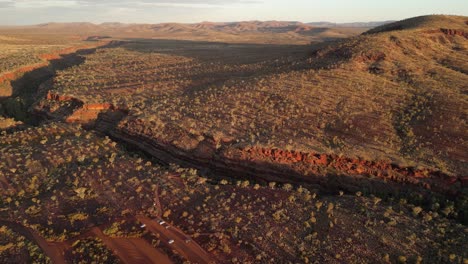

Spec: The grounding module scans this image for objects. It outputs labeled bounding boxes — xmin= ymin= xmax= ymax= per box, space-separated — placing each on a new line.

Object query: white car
xmin=168 ymin=239 xmax=175 ymax=244
xmin=159 ymin=220 xmax=166 ymax=225
xmin=140 ymin=224 xmax=146 ymax=228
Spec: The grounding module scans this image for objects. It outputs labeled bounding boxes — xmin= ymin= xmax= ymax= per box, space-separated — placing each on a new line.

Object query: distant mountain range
xmin=0 ymin=20 xmax=394 ymax=44
xmin=307 ymin=21 xmax=395 ymax=28
xmin=30 ymin=20 xmax=394 ymax=31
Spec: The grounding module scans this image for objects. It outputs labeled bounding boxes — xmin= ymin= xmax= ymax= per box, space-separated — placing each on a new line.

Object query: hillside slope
xmin=308 ymin=15 xmax=467 ymax=175
xmin=33 ymin=15 xmax=467 ymax=203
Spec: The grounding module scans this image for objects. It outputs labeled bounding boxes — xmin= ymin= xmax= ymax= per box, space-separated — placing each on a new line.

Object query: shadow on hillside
xmin=0 ymin=42 xmax=118 ymax=124
xmin=120 ymin=38 xmax=312 ymax=63
xmin=115 ymin=38 xmax=317 ymax=97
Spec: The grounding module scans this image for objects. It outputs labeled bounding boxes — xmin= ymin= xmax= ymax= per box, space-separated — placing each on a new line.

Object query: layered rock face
xmin=35 ymin=93 xmax=464 ymax=202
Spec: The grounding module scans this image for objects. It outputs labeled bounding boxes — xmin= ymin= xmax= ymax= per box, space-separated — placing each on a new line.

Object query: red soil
xmin=137 ymin=215 xmax=214 ymax=264
xmin=91 ymin=227 xmax=173 ymax=264
xmin=0 ymin=218 xmax=178 ymax=264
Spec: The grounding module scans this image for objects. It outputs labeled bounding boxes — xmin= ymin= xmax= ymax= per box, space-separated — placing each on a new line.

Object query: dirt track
xmin=137 ymin=215 xmax=214 ymax=264
xmin=92 ymin=227 xmax=173 ymax=264
xmin=0 ymin=219 xmax=178 ymax=264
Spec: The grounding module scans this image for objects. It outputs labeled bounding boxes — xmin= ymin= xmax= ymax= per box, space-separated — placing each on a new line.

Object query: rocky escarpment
xmin=109 ymin=118 xmax=468 ymax=223
xmin=423 ymin=28 xmax=468 ymax=39
xmin=34 ymin=92 xmax=128 ymax=127
xmin=1 ymin=41 xmax=116 ymax=125
xmin=33 ymin=91 xmax=468 ymax=222
xmin=37 ymin=93 xmax=465 ymax=197
xmin=65 ymin=103 xmax=124 ymax=124
xmin=238 ymin=147 xmax=466 ymax=193
xmin=33 ymin=92 xmax=84 ymax=122
xmin=110 ymin=119 xmax=464 ymax=195
xmin=0 ymin=43 xmax=109 ymax=85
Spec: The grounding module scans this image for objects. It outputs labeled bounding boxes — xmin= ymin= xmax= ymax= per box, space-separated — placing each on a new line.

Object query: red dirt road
xmin=0 ymin=220 xmax=66 ymax=264
xmin=137 ymin=215 xmax=214 ymax=264
xmin=92 ymin=227 xmax=173 ymax=264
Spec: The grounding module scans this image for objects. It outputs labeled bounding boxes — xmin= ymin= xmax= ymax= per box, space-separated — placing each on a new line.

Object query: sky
xmin=0 ymin=0 xmax=466 ymax=25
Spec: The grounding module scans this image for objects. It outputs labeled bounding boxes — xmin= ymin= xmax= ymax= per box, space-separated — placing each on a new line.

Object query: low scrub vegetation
xmin=0 ymin=15 xmax=466 ymax=263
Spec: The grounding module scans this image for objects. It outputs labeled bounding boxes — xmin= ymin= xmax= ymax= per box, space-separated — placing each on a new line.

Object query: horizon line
xmin=0 ymin=19 xmax=398 ymax=27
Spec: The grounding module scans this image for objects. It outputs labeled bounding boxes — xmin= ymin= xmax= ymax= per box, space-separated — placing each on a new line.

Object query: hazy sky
xmin=0 ymin=0 xmax=466 ymax=25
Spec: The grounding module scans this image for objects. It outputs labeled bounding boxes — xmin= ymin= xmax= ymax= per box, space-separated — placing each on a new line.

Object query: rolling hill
xmin=308 ymin=15 xmax=467 ymax=174
xmin=307 ymin=20 xmax=394 ymax=28
xmin=0 ymin=20 xmax=370 ymax=44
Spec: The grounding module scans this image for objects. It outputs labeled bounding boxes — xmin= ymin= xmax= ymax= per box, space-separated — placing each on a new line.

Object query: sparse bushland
xmin=0 ymin=15 xmax=467 ymax=263
xmin=0 ymin=123 xmax=466 ymax=263
xmin=42 ymin=16 xmax=466 ymax=176
xmin=0 ymin=34 xmax=87 ymax=80
xmin=0 ymin=225 xmax=51 ymax=263
xmin=0 ymin=124 xmax=170 ymax=237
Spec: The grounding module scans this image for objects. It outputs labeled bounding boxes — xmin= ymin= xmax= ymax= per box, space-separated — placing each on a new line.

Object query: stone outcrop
xmin=440 ymin=28 xmax=468 ymax=38
xmin=38 ymin=92 xmax=127 ymax=127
